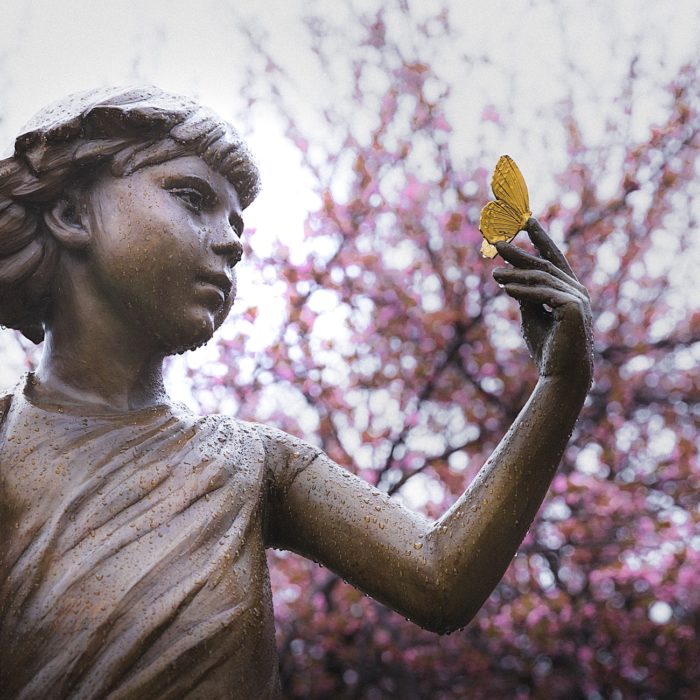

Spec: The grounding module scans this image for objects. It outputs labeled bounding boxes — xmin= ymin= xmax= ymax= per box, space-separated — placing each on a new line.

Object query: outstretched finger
xmin=502 ymin=282 xmax=581 ymax=310
xmin=525 ymin=218 xmax=577 ymax=281
xmin=494 ymin=243 xmax=588 ymax=296
xmin=493 ymin=268 xmax=588 ymax=302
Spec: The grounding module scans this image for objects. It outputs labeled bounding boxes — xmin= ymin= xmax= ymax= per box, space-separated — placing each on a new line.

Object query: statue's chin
xmin=170 ymin=335 xmax=213 ymax=357
xmin=160 ymin=315 xmax=224 ymax=357
xmin=149 ymin=298 xmax=235 ymax=357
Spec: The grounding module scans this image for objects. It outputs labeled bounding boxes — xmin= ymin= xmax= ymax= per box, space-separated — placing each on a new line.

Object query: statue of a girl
xmin=0 ymin=86 xmax=593 ymax=699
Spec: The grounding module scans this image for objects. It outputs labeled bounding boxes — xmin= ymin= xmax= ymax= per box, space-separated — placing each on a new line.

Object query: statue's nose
xmin=210 ymin=222 xmax=243 ymax=265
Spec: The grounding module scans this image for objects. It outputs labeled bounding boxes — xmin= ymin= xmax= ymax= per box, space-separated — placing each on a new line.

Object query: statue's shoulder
xmin=241 ymin=421 xmax=314 ymax=455
xmin=196 ymin=414 xmax=322 ymax=477
xmin=241 ymin=421 xmax=322 ymax=490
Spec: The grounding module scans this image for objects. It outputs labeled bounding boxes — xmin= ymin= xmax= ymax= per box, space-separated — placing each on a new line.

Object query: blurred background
xmin=1 ymin=1 xmax=699 ymax=697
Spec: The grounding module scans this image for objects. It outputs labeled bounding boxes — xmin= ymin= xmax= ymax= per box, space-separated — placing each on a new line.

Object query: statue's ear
xmin=44 ymin=196 xmax=90 ymax=250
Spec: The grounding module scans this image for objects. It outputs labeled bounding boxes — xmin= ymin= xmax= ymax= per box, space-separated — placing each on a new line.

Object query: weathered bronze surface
xmin=0 ymin=87 xmax=593 ymax=699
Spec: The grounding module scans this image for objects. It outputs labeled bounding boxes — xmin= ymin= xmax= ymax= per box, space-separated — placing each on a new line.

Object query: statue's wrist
xmin=538 ymin=369 xmax=592 ymax=400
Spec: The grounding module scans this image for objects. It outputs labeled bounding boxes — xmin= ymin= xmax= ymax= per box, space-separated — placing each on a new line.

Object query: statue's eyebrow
xmin=165 ymin=174 xmax=218 ymax=202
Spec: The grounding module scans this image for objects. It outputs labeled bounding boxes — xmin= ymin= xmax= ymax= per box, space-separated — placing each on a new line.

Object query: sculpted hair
xmin=0 ymin=86 xmax=261 ymax=343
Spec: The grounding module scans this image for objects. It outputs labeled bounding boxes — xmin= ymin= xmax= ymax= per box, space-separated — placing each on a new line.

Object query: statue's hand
xmin=492 ymin=219 xmax=593 ymax=388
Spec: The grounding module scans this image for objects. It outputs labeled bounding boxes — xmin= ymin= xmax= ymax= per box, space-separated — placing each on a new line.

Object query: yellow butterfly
xmin=479 ymin=155 xmax=532 ymax=258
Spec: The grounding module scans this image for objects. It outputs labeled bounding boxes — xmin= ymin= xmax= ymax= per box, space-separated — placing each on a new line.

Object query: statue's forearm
xmin=420 ymin=375 xmax=588 ymax=632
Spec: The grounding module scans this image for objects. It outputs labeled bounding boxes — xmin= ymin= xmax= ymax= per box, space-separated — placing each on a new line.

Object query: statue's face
xmin=80 ymin=155 xmax=244 ymax=354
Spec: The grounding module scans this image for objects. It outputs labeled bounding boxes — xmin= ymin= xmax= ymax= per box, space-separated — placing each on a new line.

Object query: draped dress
xmin=0 ymin=378 xmax=320 ymax=699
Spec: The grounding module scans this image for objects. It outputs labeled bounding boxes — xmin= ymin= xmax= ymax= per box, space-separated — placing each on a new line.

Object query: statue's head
xmin=0 ymin=86 xmax=260 ymax=345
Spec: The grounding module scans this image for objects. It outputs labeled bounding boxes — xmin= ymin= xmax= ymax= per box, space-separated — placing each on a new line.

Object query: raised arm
xmin=266 ymin=220 xmax=593 ymax=633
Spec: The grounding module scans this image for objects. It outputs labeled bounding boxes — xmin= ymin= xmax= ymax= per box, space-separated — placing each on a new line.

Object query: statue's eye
xmin=170 ymin=187 xmax=205 ymax=213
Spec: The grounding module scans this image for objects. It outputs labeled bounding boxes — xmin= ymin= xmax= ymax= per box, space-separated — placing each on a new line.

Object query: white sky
xmin=1 ymin=0 xmax=699 ymax=390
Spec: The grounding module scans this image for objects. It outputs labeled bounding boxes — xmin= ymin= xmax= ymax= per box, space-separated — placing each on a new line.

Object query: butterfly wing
xmin=491 ymin=155 xmax=530 ymax=216
xmin=479 ymin=197 xmax=524 ymax=245
xmin=478 ymin=156 xmax=532 ymax=258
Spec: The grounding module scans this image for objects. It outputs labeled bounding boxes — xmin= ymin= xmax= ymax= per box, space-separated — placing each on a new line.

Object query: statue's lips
xmin=194 ymin=272 xmax=233 ymax=305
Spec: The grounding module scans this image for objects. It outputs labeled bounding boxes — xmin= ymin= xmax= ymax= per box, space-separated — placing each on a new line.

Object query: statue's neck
xmin=34 ymin=339 xmax=167 ymax=413
xmin=34 ymin=282 xmax=168 ymax=414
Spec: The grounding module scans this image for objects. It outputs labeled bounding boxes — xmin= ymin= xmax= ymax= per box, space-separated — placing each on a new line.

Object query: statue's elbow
xmin=410 ymin=583 xmax=481 ymax=635
xmin=414 ymin=609 xmax=478 ymax=636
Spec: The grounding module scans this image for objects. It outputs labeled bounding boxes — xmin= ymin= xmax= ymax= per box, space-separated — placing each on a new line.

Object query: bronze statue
xmin=0 ymin=87 xmax=593 ymax=699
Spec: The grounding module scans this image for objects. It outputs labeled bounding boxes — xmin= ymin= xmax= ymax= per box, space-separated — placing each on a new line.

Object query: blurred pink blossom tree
xmin=173 ymin=5 xmax=700 ymax=698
